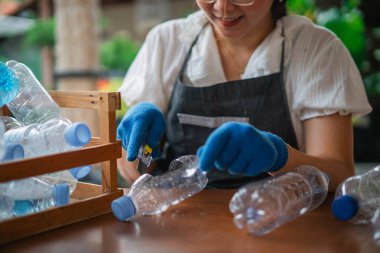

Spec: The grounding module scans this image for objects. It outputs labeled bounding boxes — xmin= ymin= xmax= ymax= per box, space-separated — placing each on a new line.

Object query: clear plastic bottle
xmin=331 ymin=166 xmax=380 ymax=224
xmin=1 ymin=121 xmax=25 ymax=162
xmin=2 ymin=117 xmax=91 ymax=156
xmin=1 ymin=116 xmax=92 ymax=178
xmin=111 ymin=155 xmax=208 ymax=221
xmin=0 ymin=61 xmax=19 ymax=107
xmin=372 ymin=208 xmax=380 ymax=245
xmin=0 ymin=170 xmax=77 ymax=220
xmin=5 ymin=60 xmax=60 ymax=125
xmin=229 ymin=165 xmax=330 ymax=236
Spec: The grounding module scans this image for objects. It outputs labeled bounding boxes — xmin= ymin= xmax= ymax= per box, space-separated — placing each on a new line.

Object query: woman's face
xmin=196 ymin=0 xmax=275 ymax=40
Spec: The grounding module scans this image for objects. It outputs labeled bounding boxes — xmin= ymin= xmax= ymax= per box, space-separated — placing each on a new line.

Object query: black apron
xmin=161 ymin=26 xmax=298 ymax=188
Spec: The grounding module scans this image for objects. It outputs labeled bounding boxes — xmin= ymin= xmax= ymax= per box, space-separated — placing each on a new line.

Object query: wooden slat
xmin=71 ymin=181 xmax=104 ymax=200
xmin=0 ymin=142 xmax=122 ymax=183
xmin=0 ymin=190 xmax=123 ymax=244
xmin=48 ymin=90 xmax=100 ymax=110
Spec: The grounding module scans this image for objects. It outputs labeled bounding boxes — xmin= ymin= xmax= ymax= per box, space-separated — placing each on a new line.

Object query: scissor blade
xmin=137 ymin=159 xmax=148 ymax=174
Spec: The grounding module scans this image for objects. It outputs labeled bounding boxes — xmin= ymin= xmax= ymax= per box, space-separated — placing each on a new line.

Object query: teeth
xmin=221 ymin=16 xmax=241 ymax=22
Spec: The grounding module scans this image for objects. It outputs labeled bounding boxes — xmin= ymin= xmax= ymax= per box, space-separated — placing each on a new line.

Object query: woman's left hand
xmin=196 ymin=122 xmax=288 ymax=176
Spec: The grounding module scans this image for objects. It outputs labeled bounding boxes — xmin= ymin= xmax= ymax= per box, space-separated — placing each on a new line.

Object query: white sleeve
xmin=288 ymin=34 xmax=372 ymax=121
xmin=118 ymin=22 xmax=187 ymax=114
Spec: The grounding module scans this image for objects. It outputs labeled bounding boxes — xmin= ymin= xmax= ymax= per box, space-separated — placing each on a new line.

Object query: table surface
xmin=1 ymin=190 xmax=379 ymax=253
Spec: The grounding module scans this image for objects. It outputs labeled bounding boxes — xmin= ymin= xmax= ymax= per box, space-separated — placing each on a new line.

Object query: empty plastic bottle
xmin=372 ymin=208 xmax=380 ymax=245
xmin=331 ymin=166 xmax=380 ymax=224
xmin=0 ymin=170 xmax=77 ymax=220
xmin=112 ymin=155 xmax=208 ymax=221
xmin=1 ymin=116 xmax=92 ymax=178
xmin=0 ymin=61 xmax=19 ymax=107
xmin=2 ymin=117 xmax=91 ymax=156
xmin=229 ymin=165 xmax=330 ymax=236
xmin=0 ymin=122 xmax=25 ymax=162
xmin=5 ymin=60 xmax=60 ymax=125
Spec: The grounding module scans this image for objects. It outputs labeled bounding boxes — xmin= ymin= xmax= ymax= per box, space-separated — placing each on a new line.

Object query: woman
xmin=117 ymin=0 xmax=372 ymax=190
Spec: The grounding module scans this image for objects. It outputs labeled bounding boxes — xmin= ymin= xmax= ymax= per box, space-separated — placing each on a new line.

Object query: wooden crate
xmin=0 ymin=91 xmax=123 ymax=244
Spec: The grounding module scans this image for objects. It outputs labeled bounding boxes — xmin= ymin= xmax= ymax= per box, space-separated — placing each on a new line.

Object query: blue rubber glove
xmin=196 ymin=122 xmax=288 ymax=176
xmin=117 ymin=102 xmax=166 ymax=161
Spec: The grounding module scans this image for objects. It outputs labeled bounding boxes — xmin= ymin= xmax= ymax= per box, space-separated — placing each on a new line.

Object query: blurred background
xmin=0 ymin=0 xmax=379 ymax=183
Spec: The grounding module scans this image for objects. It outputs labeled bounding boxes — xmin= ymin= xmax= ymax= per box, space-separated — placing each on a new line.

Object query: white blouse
xmin=119 ymin=11 xmax=372 ymax=151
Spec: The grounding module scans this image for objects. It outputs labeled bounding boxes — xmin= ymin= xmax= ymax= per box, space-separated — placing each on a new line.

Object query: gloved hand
xmin=117 ymin=102 xmax=166 ymax=161
xmin=196 ymin=122 xmax=288 ymax=176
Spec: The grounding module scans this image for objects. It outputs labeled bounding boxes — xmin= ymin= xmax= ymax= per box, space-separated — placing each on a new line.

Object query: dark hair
xmin=271 ymin=0 xmax=287 ymax=21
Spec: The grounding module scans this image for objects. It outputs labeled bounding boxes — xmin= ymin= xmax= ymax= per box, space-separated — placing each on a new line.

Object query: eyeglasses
xmin=199 ymin=0 xmax=256 ymax=7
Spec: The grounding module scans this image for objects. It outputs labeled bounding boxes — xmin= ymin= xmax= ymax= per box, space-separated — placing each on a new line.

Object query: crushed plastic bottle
xmin=5 ymin=60 xmax=60 ymax=125
xmin=112 ymin=155 xmax=208 ymax=221
xmin=0 ymin=170 xmax=77 ymax=220
xmin=229 ymin=165 xmax=330 ymax=236
xmin=0 ymin=61 xmax=19 ymax=107
xmin=331 ymin=166 xmax=380 ymax=224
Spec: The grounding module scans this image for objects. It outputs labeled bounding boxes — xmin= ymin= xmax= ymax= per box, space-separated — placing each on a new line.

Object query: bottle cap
xmin=53 ymin=183 xmax=70 ymax=207
xmin=64 ymin=122 xmax=91 ymax=147
xmin=1 ymin=143 xmax=24 ymax=161
xmin=111 ymin=195 xmax=136 ymax=221
xmin=69 ymin=165 xmax=92 ymax=179
xmin=331 ymin=195 xmax=359 ymax=221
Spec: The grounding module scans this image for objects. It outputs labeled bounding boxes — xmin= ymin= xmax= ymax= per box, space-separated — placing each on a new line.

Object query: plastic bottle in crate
xmin=1 ymin=116 xmax=92 ymax=178
xmin=0 ymin=121 xmax=24 ymax=162
xmin=5 ymin=60 xmax=60 ymax=125
xmin=111 ymin=155 xmax=208 ymax=221
xmin=331 ymin=166 xmax=380 ymax=224
xmin=0 ymin=170 xmax=77 ymax=220
xmin=0 ymin=62 xmax=19 ymax=107
xmin=229 ymin=165 xmax=330 ymax=236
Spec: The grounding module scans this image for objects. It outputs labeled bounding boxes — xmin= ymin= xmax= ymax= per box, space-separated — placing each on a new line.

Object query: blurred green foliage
xmin=287 ymin=0 xmax=366 ymax=71
xmin=316 ymin=6 xmax=366 ymax=71
xmin=24 ymin=18 xmax=55 ymax=48
xmin=99 ymin=33 xmax=140 ymax=72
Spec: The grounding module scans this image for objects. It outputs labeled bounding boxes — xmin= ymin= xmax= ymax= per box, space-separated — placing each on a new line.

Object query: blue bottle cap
xmin=1 ymin=143 xmax=24 ymax=161
xmin=53 ymin=183 xmax=70 ymax=207
xmin=13 ymin=200 xmax=34 ymax=216
xmin=64 ymin=122 xmax=91 ymax=147
xmin=331 ymin=195 xmax=359 ymax=221
xmin=111 ymin=195 xmax=136 ymax=221
xmin=69 ymin=165 xmax=92 ymax=179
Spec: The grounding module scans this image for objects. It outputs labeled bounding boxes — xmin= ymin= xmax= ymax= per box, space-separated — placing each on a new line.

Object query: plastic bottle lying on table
xmin=229 ymin=165 xmax=330 ymax=236
xmin=112 ymin=155 xmax=208 ymax=221
xmin=331 ymin=165 xmax=380 ymax=224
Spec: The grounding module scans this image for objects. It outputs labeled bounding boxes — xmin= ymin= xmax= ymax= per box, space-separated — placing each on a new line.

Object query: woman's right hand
xmin=117 ymin=102 xmax=166 ymax=161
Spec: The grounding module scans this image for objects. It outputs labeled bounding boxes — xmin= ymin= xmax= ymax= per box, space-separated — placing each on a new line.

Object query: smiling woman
xmin=116 ymin=0 xmax=372 ymax=190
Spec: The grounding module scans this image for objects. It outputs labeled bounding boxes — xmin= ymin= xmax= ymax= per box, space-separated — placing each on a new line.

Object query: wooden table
xmin=1 ymin=190 xmax=378 ymax=253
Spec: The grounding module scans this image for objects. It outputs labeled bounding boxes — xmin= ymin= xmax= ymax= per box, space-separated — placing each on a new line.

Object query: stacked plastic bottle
xmin=0 ymin=61 xmax=19 ymax=107
xmin=0 ymin=60 xmax=89 ymax=220
xmin=0 ymin=120 xmax=24 ymax=162
xmin=3 ymin=60 xmax=92 ymax=178
xmin=0 ymin=171 xmax=77 ymax=221
xmin=229 ymin=165 xmax=330 ymax=236
xmin=0 ymin=61 xmax=24 ymax=162
xmin=331 ymin=166 xmax=380 ymax=224
xmin=112 ymin=155 xmax=208 ymax=221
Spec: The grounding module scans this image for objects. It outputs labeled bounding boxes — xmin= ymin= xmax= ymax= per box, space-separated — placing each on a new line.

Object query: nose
xmin=213 ymin=0 xmax=237 ymax=13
